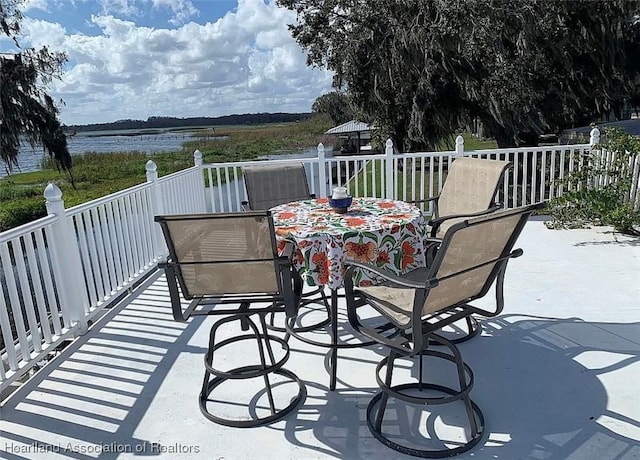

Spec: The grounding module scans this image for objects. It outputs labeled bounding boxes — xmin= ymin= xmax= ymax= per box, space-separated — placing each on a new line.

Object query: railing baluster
xmin=98 ymin=205 xmax=117 ymax=293
xmin=12 ymin=237 xmax=43 ymax=352
xmin=24 ymin=234 xmax=52 ymax=343
xmin=1 ymin=243 xmax=30 ymax=363
xmin=35 ymin=229 xmax=62 ymax=335
xmin=0 ymin=287 xmax=18 ymax=373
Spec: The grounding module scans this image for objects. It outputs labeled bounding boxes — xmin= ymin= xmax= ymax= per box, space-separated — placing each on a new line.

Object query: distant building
xmin=325 ymin=120 xmax=376 ymax=154
xmin=560 ymin=118 xmax=640 ymax=144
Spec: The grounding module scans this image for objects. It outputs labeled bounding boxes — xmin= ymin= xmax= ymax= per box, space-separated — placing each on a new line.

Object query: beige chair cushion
xmin=435 ymin=157 xmax=510 ymax=237
xmin=165 ymin=215 xmax=279 ymax=296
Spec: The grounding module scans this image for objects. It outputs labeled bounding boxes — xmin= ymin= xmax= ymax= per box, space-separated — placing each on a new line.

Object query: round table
xmin=271 ymin=197 xmax=427 ymax=290
xmin=271 ymin=197 xmax=427 ymax=390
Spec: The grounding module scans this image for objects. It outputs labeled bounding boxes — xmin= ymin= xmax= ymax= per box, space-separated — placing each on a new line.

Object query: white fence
xmin=0 ymin=162 xmax=206 ymax=394
xmin=2 ymin=127 xmax=639 ymax=395
xmin=202 ymin=136 xmax=601 ymax=213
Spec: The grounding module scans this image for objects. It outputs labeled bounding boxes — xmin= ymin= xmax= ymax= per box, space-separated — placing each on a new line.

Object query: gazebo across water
xmin=325 ymin=120 xmax=375 ymax=154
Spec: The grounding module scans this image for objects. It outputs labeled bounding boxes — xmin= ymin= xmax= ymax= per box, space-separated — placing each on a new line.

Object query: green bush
xmin=0 ymin=199 xmax=47 ymax=232
xmin=546 ymin=127 xmax=640 ymax=235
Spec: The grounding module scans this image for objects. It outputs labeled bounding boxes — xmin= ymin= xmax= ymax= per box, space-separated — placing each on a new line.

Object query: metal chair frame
xmin=344 ymin=203 xmax=542 ymax=457
xmin=156 ymin=211 xmax=306 ymax=427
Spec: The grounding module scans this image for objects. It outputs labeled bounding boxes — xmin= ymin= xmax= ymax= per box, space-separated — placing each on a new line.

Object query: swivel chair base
xmin=200 ymin=313 xmax=306 ymax=427
xmin=368 ymin=335 xmax=485 ymax=457
xmin=367 ymin=385 xmax=485 ymax=458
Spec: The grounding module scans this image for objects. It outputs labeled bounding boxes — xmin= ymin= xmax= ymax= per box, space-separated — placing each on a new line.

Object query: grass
xmin=0 ymin=116 xmax=334 ymax=231
xmin=439 ymin=132 xmax=497 ymax=151
xmin=0 ymin=118 xmax=494 ymax=231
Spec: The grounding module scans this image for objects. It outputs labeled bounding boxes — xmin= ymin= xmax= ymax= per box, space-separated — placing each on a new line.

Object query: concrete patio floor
xmin=1 ymin=219 xmax=639 ymax=460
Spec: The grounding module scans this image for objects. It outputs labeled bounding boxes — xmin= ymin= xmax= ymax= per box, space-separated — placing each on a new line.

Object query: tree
xmin=278 ymin=0 xmax=640 ymax=149
xmin=0 ymin=0 xmax=72 ymax=174
xmin=312 ymin=91 xmax=355 ymax=125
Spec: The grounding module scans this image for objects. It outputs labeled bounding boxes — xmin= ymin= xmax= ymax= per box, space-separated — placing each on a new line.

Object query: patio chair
xmin=241 ymin=162 xmax=329 ymax=336
xmin=414 ymin=157 xmax=511 ymax=344
xmin=155 ymin=211 xmax=306 ymax=427
xmin=343 ymin=202 xmax=542 ymax=457
xmin=241 ymin=162 xmax=315 ymax=211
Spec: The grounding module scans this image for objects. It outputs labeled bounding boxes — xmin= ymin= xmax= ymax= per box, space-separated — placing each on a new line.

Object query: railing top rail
xmin=0 ymin=214 xmax=58 ymax=244
xmin=324 ymin=153 xmax=387 ymax=161
xmin=66 ymin=181 xmax=153 ymax=216
xmin=156 ymin=165 xmax=201 ymax=184
xmin=466 ymin=143 xmax=591 ymax=155
xmin=200 ymin=157 xmax=324 ymax=169
xmin=394 ymin=150 xmax=455 ymax=159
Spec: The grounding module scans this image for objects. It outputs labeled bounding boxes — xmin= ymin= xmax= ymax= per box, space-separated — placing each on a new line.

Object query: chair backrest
xmin=420 ymin=203 xmax=540 ymax=318
xmin=156 ymin=211 xmax=282 ymax=299
xmin=243 ymin=163 xmax=312 ymax=210
xmin=436 ymin=157 xmax=511 ymax=234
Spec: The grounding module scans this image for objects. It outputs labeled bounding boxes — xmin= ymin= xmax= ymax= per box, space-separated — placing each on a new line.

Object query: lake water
xmin=1 ymin=131 xmax=198 ymax=178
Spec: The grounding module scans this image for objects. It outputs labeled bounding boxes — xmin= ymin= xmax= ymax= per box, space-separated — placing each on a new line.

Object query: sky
xmin=1 ymin=0 xmax=334 ymax=125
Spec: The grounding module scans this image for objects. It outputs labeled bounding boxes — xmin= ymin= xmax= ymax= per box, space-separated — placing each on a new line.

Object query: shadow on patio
xmin=1 ymin=222 xmax=640 ymax=459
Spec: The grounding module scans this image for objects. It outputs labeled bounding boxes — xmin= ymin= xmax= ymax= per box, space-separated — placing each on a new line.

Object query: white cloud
xmin=17 ymin=0 xmax=333 ymax=125
xmin=97 ymin=0 xmax=141 ymax=17
xmin=151 ymin=0 xmax=198 ymax=25
xmin=22 ymin=0 xmax=52 ymax=13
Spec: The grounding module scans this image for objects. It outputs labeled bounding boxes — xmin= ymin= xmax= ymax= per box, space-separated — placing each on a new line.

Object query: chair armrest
xmin=428 ymin=205 xmax=501 ymax=235
xmin=347 ymin=247 xmax=523 ymax=296
xmin=344 ymin=259 xmax=436 ymax=289
xmin=278 ymin=240 xmax=295 ymax=260
xmin=409 ymin=195 xmax=439 ymax=205
xmin=409 ymin=196 xmax=439 ymax=218
xmin=276 ymin=255 xmax=303 ymax=318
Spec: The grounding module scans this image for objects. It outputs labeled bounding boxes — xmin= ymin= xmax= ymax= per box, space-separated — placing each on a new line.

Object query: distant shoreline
xmin=64 ymin=112 xmax=313 ymax=134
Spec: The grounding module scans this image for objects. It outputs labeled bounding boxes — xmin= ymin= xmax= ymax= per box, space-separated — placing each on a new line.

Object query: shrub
xmin=0 ymin=199 xmax=47 ymax=232
xmin=546 ymin=128 xmax=640 ymax=235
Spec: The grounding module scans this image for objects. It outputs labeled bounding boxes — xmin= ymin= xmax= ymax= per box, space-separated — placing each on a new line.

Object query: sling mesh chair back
xmin=156 ymin=211 xmax=305 ymax=427
xmin=421 ymin=157 xmax=511 ymax=238
xmin=344 ymin=202 xmax=542 ymax=457
xmin=242 ymin=162 xmax=314 ymax=210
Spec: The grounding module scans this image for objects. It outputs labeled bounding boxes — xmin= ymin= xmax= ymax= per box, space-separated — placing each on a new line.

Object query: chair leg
xmin=434 ymin=333 xmax=481 ymax=437
xmin=366 ymin=334 xmax=485 ymax=457
xmin=266 ymin=287 xmax=332 ymax=342
xmin=373 ymin=349 xmax=398 ymax=432
xmin=198 ymin=313 xmax=306 ymax=427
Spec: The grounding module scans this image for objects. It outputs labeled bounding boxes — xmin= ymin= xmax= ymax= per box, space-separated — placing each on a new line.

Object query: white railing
xmin=4 ymin=127 xmax=639 ymax=394
xmin=201 ymin=133 xmax=600 ymax=213
xmin=0 ymin=215 xmax=74 ymax=386
xmin=0 ymin=153 xmax=207 ymax=393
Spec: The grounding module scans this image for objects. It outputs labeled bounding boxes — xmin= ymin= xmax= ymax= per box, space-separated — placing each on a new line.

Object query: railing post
xmin=44 ymin=184 xmax=88 ymax=335
xmin=455 ymin=135 xmax=465 ymax=156
xmin=192 ymin=149 xmax=208 ymax=211
xmin=590 ymin=127 xmax=600 ymax=147
xmin=385 ymin=138 xmax=395 ymax=199
xmin=318 ymin=143 xmax=327 ymax=198
xmin=588 ymin=128 xmax=602 ymax=190
xmin=146 ymin=160 xmax=166 ymax=255
xmin=194 ymin=149 xmax=203 ymax=166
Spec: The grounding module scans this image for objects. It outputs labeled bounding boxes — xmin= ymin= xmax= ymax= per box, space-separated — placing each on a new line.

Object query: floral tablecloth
xmin=271 ymin=197 xmax=427 ymax=290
